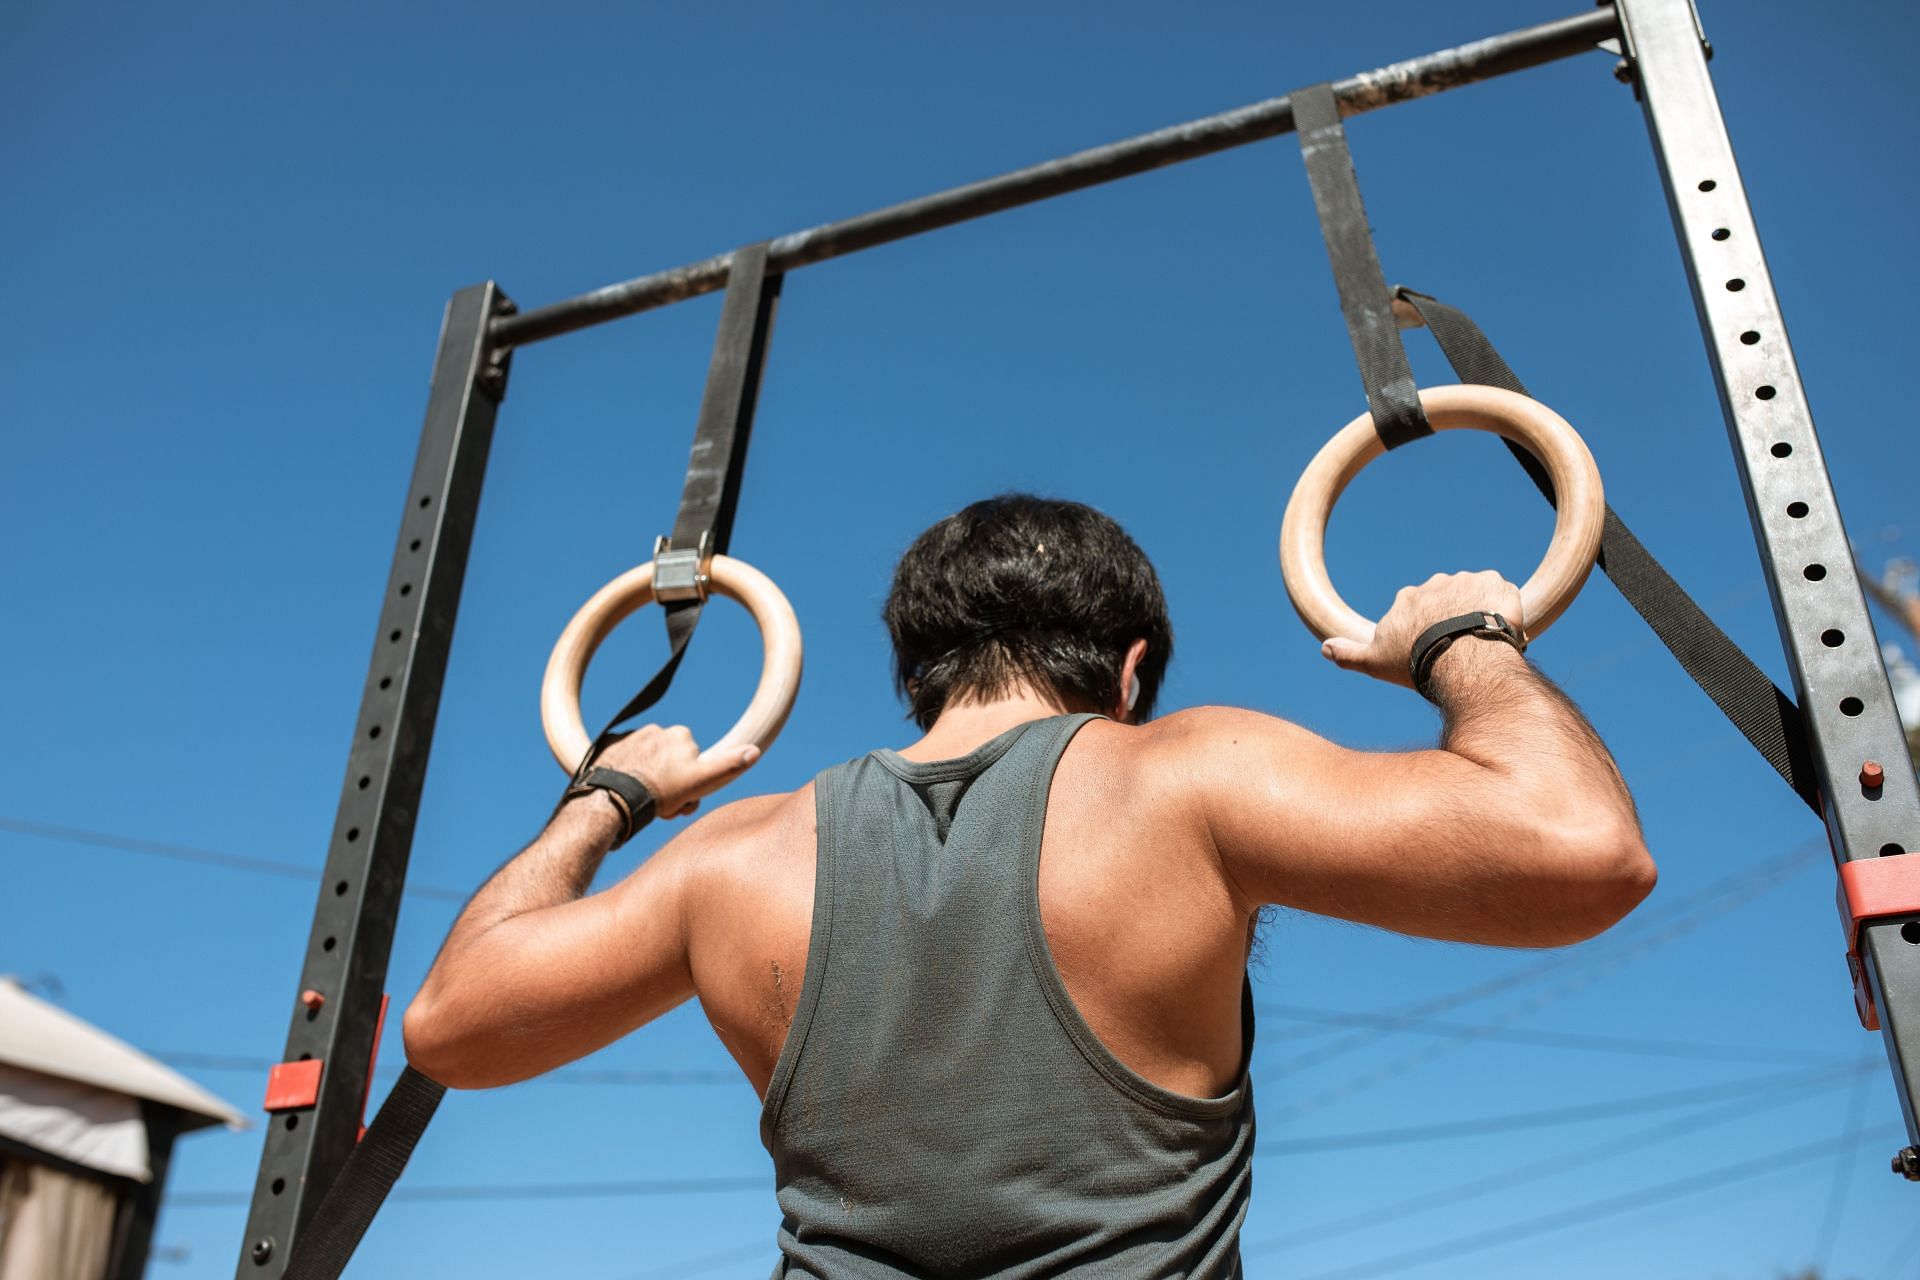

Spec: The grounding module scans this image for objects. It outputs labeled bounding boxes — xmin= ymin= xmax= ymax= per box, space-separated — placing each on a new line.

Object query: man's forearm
xmin=1428 ymin=638 xmax=1638 ymax=828
xmin=430 ymin=792 xmax=626 ymax=973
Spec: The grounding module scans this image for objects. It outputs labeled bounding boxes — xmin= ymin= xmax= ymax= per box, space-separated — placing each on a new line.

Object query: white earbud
xmin=1125 ymin=672 xmax=1141 ymax=712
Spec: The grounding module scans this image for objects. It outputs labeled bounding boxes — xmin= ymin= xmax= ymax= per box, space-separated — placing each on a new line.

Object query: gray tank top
xmin=760 ymin=713 xmax=1255 ymax=1278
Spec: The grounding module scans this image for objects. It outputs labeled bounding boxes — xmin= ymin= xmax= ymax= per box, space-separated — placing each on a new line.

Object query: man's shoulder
xmin=681 ymin=782 xmax=815 ymax=845
xmin=1072 ymin=707 xmax=1326 ymax=828
xmin=1102 ymin=705 xmax=1312 ymax=760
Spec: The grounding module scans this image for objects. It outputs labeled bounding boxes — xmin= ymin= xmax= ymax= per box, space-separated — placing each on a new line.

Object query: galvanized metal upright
xmin=1618 ymin=0 xmax=1920 ymax=1159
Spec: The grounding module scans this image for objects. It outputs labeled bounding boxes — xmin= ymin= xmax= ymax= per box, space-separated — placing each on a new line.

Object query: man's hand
xmin=592 ymin=725 xmax=762 ymax=819
xmin=1320 ymin=570 xmax=1524 ymax=688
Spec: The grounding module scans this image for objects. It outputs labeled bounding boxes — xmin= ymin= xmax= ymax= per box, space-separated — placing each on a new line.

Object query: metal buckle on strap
xmin=652 ymin=531 xmax=713 ymax=603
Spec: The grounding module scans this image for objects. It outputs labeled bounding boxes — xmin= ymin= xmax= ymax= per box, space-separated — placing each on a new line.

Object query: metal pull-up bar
xmin=490 ymin=6 xmax=1622 ymax=350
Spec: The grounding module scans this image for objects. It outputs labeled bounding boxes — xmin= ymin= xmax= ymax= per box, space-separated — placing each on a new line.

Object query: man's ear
xmin=1116 ymin=638 xmax=1150 ymax=723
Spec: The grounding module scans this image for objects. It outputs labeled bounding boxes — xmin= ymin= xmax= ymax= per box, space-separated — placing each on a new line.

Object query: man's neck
xmin=895 ymin=689 xmax=1084 ymax=763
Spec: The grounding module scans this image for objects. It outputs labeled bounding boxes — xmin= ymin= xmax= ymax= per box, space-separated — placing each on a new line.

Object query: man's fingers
xmin=709 ymin=743 xmax=761 ymax=778
xmin=678 ymin=744 xmax=763 ymax=801
xmin=658 ymin=749 xmax=759 ymax=822
xmin=1321 ymin=637 xmax=1366 ymax=670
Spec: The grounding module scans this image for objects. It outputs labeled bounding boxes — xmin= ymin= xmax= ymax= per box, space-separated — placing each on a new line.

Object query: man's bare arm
xmin=401 ymin=726 xmax=761 ymax=1089
xmin=1171 ymin=571 xmax=1653 ymax=947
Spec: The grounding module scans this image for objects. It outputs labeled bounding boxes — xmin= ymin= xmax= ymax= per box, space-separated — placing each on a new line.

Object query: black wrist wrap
xmin=1409 ymin=611 xmax=1526 ymax=701
xmin=563 ymin=766 xmax=659 ymax=849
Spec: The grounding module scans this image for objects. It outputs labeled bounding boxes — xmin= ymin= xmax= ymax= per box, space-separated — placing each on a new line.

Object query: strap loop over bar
xmin=1293 ymin=82 xmax=1431 ymax=450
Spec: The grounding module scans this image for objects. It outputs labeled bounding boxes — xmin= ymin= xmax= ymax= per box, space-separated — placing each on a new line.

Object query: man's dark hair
xmin=884 ymin=494 xmax=1174 ymax=729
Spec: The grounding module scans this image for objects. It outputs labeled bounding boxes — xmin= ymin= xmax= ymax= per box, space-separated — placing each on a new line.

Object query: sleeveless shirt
xmin=760 ymin=713 xmax=1256 ymax=1278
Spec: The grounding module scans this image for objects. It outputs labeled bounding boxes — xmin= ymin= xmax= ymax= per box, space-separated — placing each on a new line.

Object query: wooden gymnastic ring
xmin=1278 ymin=384 xmax=1605 ymax=645
xmin=540 ymin=554 xmax=803 ymax=775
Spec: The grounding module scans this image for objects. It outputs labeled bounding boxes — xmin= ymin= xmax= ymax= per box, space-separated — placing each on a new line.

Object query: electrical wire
xmin=165 ymin=1175 xmax=764 ymax=1209
xmin=1273 ymin=1126 xmax=1890 ymax=1280
xmin=19 ymin=800 xmax=1852 ymax=1253
xmin=162 ymin=1005 xmax=1832 ymax=1098
xmin=1872 ymin=1212 xmax=1920 ymax=1279
xmin=1256 ymin=1002 xmax=1845 ymax=1067
xmin=1810 ymin=1054 xmax=1880 ymax=1271
xmin=1258 ymin=841 xmax=1816 ymax=1119
xmin=1245 ymin=1061 xmax=1865 ymax=1256
xmin=0 ymin=816 xmax=467 ymax=903
xmin=1259 ymin=838 xmax=1820 ymax=1084
xmin=153 ymin=1050 xmax=737 ymax=1087
xmin=1255 ymin=1062 xmax=1859 ymax=1156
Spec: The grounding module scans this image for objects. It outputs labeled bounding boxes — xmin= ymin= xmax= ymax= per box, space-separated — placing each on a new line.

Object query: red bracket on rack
xmin=263 ymin=1058 xmax=324 ymax=1112
xmin=260 ymin=991 xmax=392 ymax=1126
xmin=1837 ymin=854 xmax=1920 ymax=1030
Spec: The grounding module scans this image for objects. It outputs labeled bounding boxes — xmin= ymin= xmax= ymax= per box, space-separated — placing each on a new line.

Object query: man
xmin=404 ymin=494 xmax=1654 ymax=1277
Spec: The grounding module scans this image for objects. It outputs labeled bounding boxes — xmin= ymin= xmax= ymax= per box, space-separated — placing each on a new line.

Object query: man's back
xmin=707 ymin=713 xmax=1252 ymax=1277
xmin=685 ymin=714 xmax=1252 ymax=1107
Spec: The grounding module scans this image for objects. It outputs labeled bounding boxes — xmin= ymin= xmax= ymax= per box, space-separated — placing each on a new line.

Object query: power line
xmin=165 ymin=1175 xmax=764 ymax=1209
xmin=1246 ymin=1063 xmax=1862 ymax=1256
xmin=1272 ymin=1126 xmax=1890 ymax=1280
xmin=153 ymin=1050 xmax=737 ymax=1088
xmin=1871 ymin=1212 xmax=1920 ymax=1279
xmin=1255 ymin=1063 xmax=1858 ymax=1156
xmin=1263 ymin=837 xmax=1819 ymax=1075
xmin=1259 ymin=838 xmax=1820 ymax=1085
xmin=0 ymin=816 xmax=468 ymax=904
xmin=1810 ymin=1054 xmax=1879 ymax=1271
xmin=1256 ymin=1003 xmax=1845 ymax=1067
xmin=1260 ymin=846 xmax=1815 ymax=1119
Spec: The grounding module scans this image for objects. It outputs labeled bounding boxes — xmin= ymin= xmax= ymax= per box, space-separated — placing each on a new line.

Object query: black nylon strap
xmin=576 ymin=242 xmax=782 ymax=778
xmin=1393 ymin=287 xmax=1821 ymax=812
xmin=669 ymin=242 xmax=779 ymax=558
xmin=280 ymin=1066 xmax=445 ymax=1280
xmin=1293 ymin=84 xmax=1430 ymax=450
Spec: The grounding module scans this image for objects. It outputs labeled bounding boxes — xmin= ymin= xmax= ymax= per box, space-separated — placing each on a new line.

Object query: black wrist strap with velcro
xmin=564 ymin=765 xmax=658 ymax=848
xmin=1410 ymin=611 xmax=1525 ymax=701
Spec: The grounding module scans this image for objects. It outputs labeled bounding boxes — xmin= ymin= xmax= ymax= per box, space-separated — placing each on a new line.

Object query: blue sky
xmin=5 ymin=1 xmax=1920 ymax=1276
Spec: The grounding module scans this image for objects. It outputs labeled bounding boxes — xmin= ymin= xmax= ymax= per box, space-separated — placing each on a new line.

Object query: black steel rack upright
xmin=234 ymin=2 xmax=1920 ymax=1275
